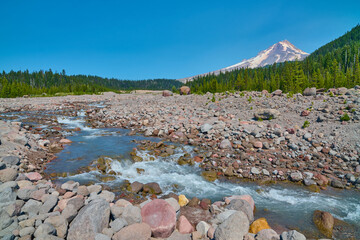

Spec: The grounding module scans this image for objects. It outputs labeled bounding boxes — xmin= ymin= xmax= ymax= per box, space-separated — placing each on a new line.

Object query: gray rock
xmin=214 ymin=211 xmax=249 ymax=240
xmin=67 ymin=198 xmax=110 ymax=240
xmin=21 ymin=199 xmax=42 ymax=216
xmin=34 ymin=223 xmax=56 ymax=238
xmin=2 ymin=156 xmax=20 ymax=166
xmin=110 ymin=205 xmax=124 ymax=219
xmin=0 ymin=169 xmax=18 ymax=183
xmin=19 ymin=226 xmax=35 ymax=237
xmin=225 ymin=199 xmax=254 ymax=222
xmin=0 ymin=209 xmax=13 ymax=230
xmin=303 ymin=87 xmax=316 ymax=96
xmin=40 ymin=195 xmax=58 ymax=214
xmin=109 ymin=218 xmax=128 ymax=232
xmin=61 ymin=181 xmax=79 ymax=191
xmin=200 ymin=124 xmax=213 ymax=133
xmin=87 ymin=185 xmax=102 ymax=194
xmin=215 ymin=210 xmax=237 ymax=224
xmin=290 ymin=172 xmax=303 ymax=182
xmin=251 ymin=167 xmax=261 ymax=175
xmin=280 ymin=230 xmax=306 ymax=240
xmin=61 ymin=203 xmax=78 ymax=222
xmin=17 ymin=188 xmax=35 ymax=200
xmin=331 ymin=179 xmax=344 ymax=189
xmin=220 ymin=139 xmax=232 ymax=149
xmin=95 ymin=233 xmax=111 ymax=240
xmin=44 ymin=215 xmax=68 ymax=239
xmin=122 ymin=205 xmax=142 ymax=225
xmin=165 ymin=198 xmax=180 ymax=212
xmin=0 ymin=163 xmax=5 ymax=170
xmin=254 ymin=109 xmax=280 ymax=120
xmin=166 ymin=230 xmax=191 ymax=240
xmin=196 ymin=221 xmax=211 ymax=237
xmin=98 ymin=190 xmax=115 ymax=203
xmin=255 ymin=229 xmax=279 ymax=240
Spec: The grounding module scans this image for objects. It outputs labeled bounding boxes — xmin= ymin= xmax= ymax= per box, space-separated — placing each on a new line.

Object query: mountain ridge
xmin=178 ymin=40 xmax=309 ymax=83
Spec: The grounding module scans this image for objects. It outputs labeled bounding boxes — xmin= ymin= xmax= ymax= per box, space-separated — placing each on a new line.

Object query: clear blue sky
xmin=1 ymin=0 xmax=359 ymax=80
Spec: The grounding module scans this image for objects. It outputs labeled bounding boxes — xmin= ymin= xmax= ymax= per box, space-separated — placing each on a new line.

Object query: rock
xmin=95 ymin=233 xmax=111 ymax=240
xmin=25 ymin=172 xmax=42 ymax=181
xmin=200 ymin=124 xmax=213 ymax=133
xmin=112 ymin=223 xmax=151 ymax=240
xmin=163 ymin=90 xmax=173 ymax=97
xmin=249 ymin=218 xmax=271 ymax=234
xmin=224 ymin=195 xmax=255 ymax=211
xmin=253 ymin=141 xmax=263 ymax=148
xmin=40 ymin=195 xmax=58 ymax=214
xmin=61 ymin=181 xmax=79 ymax=191
xmin=180 ymin=207 xmax=212 ymax=227
xmin=187 ymin=197 xmax=200 ymax=207
xmin=179 ymin=195 xmax=189 ymax=207
xmin=67 ymin=197 xmax=84 ymax=211
xmin=255 ymin=229 xmax=279 ymax=240
xmin=30 ymin=188 xmax=46 ymax=201
xmin=226 ymin=199 xmax=254 ymax=222
xmin=2 ymin=156 xmax=20 ymax=166
xmin=141 ymin=199 xmax=176 ymax=238
xmin=331 ymin=179 xmax=344 ymax=189
xmin=254 ymin=109 xmax=280 ymax=120
xmin=199 ymin=198 xmax=211 ymax=210
xmin=67 ymin=198 xmax=110 ymax=240
xmin=300 ymin=110 xmax=310 ymax=117
xmin=143 ymin=182 xmax=162 ymax=195
xmin=220 ymin=139 xmax=232 ymax=149
xmin=122 ymin=205 xmax=141 ymax=225
xmin=280 ymin=230 xmax=306 ymax=240
xmin=19 ymin=227 xmax=35 ymax=237
xmin=109 ymin=218 xmax=128 ymax=232
xmin=0 ymin=187 xmax=17 ymax=209
xmin=313 ymin=210 xmax=334 ymax=238
xmin=303 ymin=87 xmax=316 ymax=96
xmin=290 ymin=172 xmax=303 ymax=182
xmin=115 ymin=199 xmax=132 ymax=208
xmin=165 ymin=198 xmax=180 ymax=212
xmin=0 ymin=209 xmax=13 ymax=230
xmin=34 ymin=223 xmax=56 ymax=238
xmin=128 ymin=181 xmax=143 ymax=193
xmin=98 ymin=190 xmax=115 ymax=202
xmin=0 ymin=169 xmax=18 ymax=182
xmin=62 ymin=204 xmax=78 ymax=222
xmin=180 ymin=86 xmax=191 ymax=95
xmin=59 ymin=138 xmax=72 ymax=144
xmin=251 ymin=167 xmax=261 ymax=175
xmin=166 ymin=230 xmax=191 ymax=240
xmin=44 ymin=215 xmax=68 ymax=238
xmin=87 ymin=185 xmax=102 ymax=194
xmin=196 ymin=221 xmax=210 ymax=237
xmin=215 ymin=210 xmax=237 ymax=224
xmin=178 ymin=215 xmax=194 ymax=234
xmin=272 ymin=90 xmax=282 ymax=96
xmin=110 ymin=205 xmax=124 ymax=219
xmin=77 ymin=185 xmax=90 ymax=196
xmin=214 ymin=211 xmax=250 ymax=240
xmin=21 ymin=199 xmax=42 ymax=216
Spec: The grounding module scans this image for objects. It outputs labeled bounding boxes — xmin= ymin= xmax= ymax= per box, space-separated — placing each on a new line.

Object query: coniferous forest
xmin=0 ymin=70 xmax=182 ymax=98
xmin=188 ymin=25 xmax=360 ymax=94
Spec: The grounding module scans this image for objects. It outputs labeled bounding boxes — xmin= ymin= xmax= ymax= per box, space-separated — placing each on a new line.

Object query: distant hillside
xmin=0 ymin=70 xmax=182 ymax=98
xmin=188 ymin=25 xmax=360 ymax=94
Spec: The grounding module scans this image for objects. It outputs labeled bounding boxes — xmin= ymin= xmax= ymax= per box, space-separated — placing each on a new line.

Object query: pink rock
xmin=178 ymin=215 xmax=194 ymax=234
xmin=59 ymin=139 xmax=72 ymax=144
xmin=26 ymin=172 xmax=42 ymax=181
xmin=63 ymin=191 xmax=76 ymax=199
xmin=224 ymin=195 xmax=255 ymax=211
xmin=253 ymin=141 xmax=263 ymax=148
xmin=301 ymin=110 xmax=310 ymax=116
xmin=141 ymin=199 xmax=176 ymax=238
xmin=58 ymin=199 xmax=69 ymax=210
xmin=207 ymin=226 xmax=215 ymax=239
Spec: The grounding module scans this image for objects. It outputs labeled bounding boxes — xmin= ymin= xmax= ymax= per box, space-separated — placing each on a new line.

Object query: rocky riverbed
xmin=0 ymin=87 xmax=360 ymax=239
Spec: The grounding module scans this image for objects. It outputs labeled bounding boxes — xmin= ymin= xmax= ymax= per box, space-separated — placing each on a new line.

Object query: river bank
xmin=0 ymin=88 xmax=360 ymax=239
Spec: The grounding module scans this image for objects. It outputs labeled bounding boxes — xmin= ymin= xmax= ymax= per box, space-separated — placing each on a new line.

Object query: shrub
xmin=302 ymin=120 xmax=310 ymax=128
xmin=340 ymin=113 xmax=350 ymax=121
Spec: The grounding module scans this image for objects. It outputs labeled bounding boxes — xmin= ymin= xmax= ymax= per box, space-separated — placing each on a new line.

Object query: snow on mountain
xmin=178 ymin=40 xmax=309 ymax=83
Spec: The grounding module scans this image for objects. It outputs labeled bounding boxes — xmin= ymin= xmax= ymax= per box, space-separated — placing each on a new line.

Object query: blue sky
xmin=1 ymin=0 xmax=359 ymax=80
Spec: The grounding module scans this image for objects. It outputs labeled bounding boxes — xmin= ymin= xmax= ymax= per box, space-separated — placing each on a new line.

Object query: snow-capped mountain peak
xmin=178 ymin=40 xmax=309 ymax=83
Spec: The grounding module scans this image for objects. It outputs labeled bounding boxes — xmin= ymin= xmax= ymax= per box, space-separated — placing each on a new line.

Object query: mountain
xmin=178 ymin=40 xmax=309 ymax=83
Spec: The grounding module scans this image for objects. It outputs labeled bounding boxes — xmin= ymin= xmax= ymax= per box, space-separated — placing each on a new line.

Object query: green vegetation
xmin=302 ymin=120 xmax=310 ymax=128
xmin=189 ymin=25 xmax=360 ymax=94
xmin=340 ymin=113 xmax=351 ymax=121
xmin=0 ymin=70 xmax=182 ymax=98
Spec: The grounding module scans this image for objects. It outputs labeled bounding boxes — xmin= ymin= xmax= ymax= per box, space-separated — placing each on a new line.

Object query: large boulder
xmin=180 ymin=86 xmax=191 ymax=95
xmin=67 ymin=198 xmax=110 ymax=240
xmin=112 ymin=223 xmax=151 ymax=240
xmin=214 ymin=211 xmax=250 ymax=240
xmin=226 ymin=199 xmax=254 ymax=222
xmin=141 ymin=199 xmax=176 ymax=238
xmin=254 ymin=109 xmax=280 ymax=120
xmin=313 ymin=210 xmax=334 ymax=238
xmin=162 ymin=90 xmax=173 ymax=97
xmin=303 ymin=87 xmax=316 ymax=96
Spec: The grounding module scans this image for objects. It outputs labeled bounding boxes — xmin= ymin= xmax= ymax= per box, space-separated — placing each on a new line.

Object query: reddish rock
xmin=180 ymin=207 xmax=212 ymax=226
xmin=301 ymin=110 xmax=310 ymax=116
xmin=253 ymin=141 xmax=263 ymax=148
xmin=63 ymin=192 xmax=76 ymax=199
xmin=59 ymin=138 xmax=72 ymax=144
xmin=141 ymin=199 xmax=176 ymax=238
xmin=162 ymin=90 xmax=173 ymax=97
xmin=199 ymin=199 xmax=211 ymax=210
xmin=26 ymin=172 xmax=42 ymax=181
xmin=112 ymin=223 xmax=151 ymax=240
xmin=287 ymin=128 xmax=295 ymax=134
xmin=180 ymin=86 xmax=191 ymax=95
xmin=143 ymin=182 xmax=162 ymax=195
xmin=194 ymin=156 xmax=203 ymax=163
xmin=178 ymin=215 xmax=194 ymax=234
xmin=30 ymin=188 xmax=46 ymax=201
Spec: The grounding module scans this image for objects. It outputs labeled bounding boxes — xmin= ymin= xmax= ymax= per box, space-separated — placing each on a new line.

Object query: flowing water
xmin=2 ymin=110 xmax=360 ymax=238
